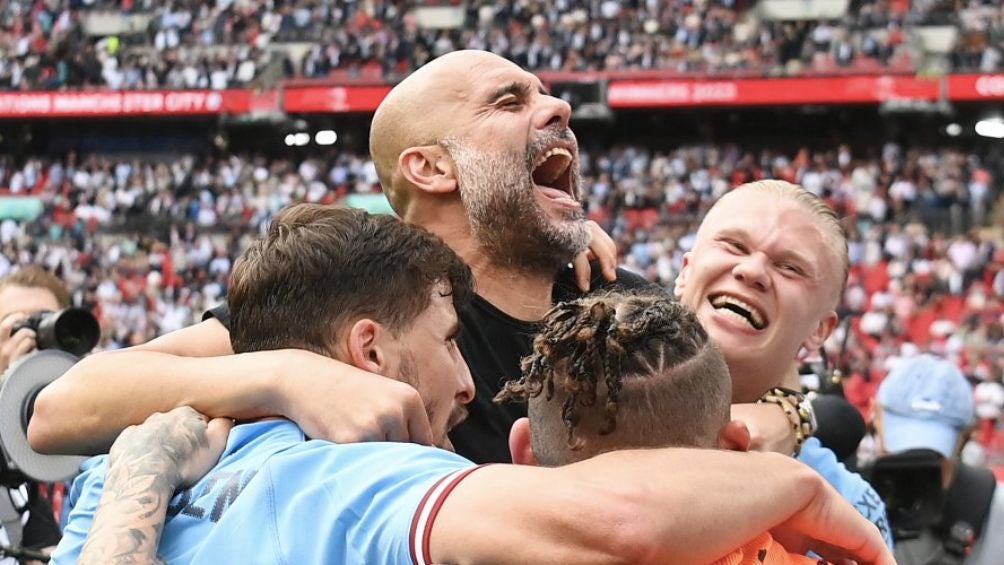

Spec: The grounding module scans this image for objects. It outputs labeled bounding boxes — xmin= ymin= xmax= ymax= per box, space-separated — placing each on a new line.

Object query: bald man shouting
xmin=30 ymin=49 xmax=642 ymax=465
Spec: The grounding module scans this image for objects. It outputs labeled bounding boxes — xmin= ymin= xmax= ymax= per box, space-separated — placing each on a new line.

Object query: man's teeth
xmin=717 ymin=308 xmax=757 ymax=328
xmin=534 ymin=147 xmax=572 ymax=168
xmin=533 ymin=147 xmax=573 ymax=182
xmin=710 ymin=295 xmax=765 ymax=329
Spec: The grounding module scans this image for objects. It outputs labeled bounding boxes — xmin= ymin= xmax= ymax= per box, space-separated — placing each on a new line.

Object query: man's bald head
xmin=370 ymin=50 xmax=526 ymax=215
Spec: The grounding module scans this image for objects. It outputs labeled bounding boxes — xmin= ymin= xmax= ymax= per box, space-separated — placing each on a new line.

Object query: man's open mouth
xmin=531 ymin=145 xmax=575 ymax=199
xmin=709 ymin=294 xmax=768 ymax=330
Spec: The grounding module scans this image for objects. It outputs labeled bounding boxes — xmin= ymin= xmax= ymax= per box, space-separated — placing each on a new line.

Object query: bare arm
xmin=29 ymin=319 xmax=433 ymax=455
xmin=432 ymin=449 xmax=893 ymax=565
xmin=731 ymin=402 xmax=798 ymax=454
xmin=78 ymin=408 xmax=231 ymax=565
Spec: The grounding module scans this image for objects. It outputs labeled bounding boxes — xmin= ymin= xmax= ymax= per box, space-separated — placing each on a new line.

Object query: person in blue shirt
xmin=59 ymin=204 xmax=892 ymax=565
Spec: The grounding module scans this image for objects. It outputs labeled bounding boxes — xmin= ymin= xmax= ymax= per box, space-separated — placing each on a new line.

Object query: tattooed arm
xmin=78 ymin=407 xmax=232 ymax=565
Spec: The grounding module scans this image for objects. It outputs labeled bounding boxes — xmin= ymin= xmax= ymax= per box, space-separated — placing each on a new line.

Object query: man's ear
xmin=398 ymin=145 xmax=458 ymax=196
xmin=508 ymin=418 xmax=538 ymax=466
xmin=346 ymin=318 xmax=389 ymax=375
xmin=717 ymin=420 xmax=752 ymax=452
xmin=802 ymin=310 xmax=838 ymax=352
xmin=673 ymin=252 xmax=692 ymax=299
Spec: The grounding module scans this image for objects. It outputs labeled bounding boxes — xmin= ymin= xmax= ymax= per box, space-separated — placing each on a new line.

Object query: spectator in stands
xmin=0 ymin=0 xmax=974 ymax=90
xmin=57 ymin=206 xmax=892 ymax=565
xmin=0 ymin=265 xmax=69 ymax=375
xmin=0 ymin=135 xmax=998 ymax=381
xmin=974 ymin=371 xmax=1003 ymax=447
xmin=874 ymin=353 xmax=1002 ymax=564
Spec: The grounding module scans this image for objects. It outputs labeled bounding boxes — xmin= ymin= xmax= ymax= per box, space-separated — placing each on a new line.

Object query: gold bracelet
xmin=756 ymin=387 xmax=816 ymax=456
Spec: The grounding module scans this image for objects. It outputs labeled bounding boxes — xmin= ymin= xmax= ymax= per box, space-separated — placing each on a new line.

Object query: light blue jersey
xmin=53 ymin=420 xmax=478 ymax=564
xmin=798 ymin=437 xmax=894 ymax=548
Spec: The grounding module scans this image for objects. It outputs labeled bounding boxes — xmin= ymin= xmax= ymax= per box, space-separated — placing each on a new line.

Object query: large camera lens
xmin=35 ymin=308 xmax=100 ymax=356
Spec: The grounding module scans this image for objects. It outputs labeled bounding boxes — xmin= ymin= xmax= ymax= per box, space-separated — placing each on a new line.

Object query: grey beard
xmin=445 ymin=138 xmax=589 ymax=274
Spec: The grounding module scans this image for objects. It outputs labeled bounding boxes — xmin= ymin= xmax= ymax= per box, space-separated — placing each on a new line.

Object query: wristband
xmin=756 ymin=387 xmax=816 ymax=456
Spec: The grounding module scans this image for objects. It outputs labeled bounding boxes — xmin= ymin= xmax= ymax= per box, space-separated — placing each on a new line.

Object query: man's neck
xmin=729 ymin=359 xmax=800 ymax=403
xmin=469 ymin=260 xmax=555 ymax=322
xmin=419 ymin=215 xmax=556 ymax=322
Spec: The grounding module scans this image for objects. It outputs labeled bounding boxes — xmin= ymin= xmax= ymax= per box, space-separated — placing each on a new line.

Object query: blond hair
xmin=726 ymin=180 xmax=849 ymax=304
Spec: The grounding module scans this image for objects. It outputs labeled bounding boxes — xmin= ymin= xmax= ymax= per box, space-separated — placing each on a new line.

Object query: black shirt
xmin=450 ymin=266 xmax=659 ymax=463
xmin=205 ymin=266 xmax=660 ymax=464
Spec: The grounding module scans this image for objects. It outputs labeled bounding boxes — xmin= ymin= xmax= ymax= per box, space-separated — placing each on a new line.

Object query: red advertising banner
xmin=0 ymin=90 xmax=252 ymax=118
xmin=607 ymin=75 xmax=941 ymax=107
xmin=946 ymin=74 xmax=1004 ymax=101
xmin=283 ymin=86 xmax=392 ymax=113
xmin=2 ymin=74 xmax=1001 ymax=118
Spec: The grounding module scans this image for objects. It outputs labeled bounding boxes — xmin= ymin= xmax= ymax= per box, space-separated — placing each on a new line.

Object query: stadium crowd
xmin=2 ymin=0 xmax=1001 ymax=90
xmin=579 ymin=142 xmax=1004 ymax=427
xmin=0 ymin=141 xmax=1001 ymax=433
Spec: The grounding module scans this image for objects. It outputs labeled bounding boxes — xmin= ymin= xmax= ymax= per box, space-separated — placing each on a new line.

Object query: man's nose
xmin=456 ymin=365 xmax=475 ymax=405
xmin=532 ymin=94 xmax=572 ymax=132
xmin=732 ymin=252 xmax=771 ymax=292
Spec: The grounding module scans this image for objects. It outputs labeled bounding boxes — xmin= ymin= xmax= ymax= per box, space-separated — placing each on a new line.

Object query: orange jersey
xmin=713 ymin=532 xmax=826 ymax=565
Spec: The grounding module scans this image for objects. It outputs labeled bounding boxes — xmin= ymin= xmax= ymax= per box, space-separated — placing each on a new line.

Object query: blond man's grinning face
xmin=674 ymin=190 xmax=842 ymax=402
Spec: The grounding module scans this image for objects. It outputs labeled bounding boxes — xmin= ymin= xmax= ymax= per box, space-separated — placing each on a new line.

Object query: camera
xmin=11 ymin=308 xmax=100 ymax=357
xmin=868 ymin=449 xmax=946 ymax=539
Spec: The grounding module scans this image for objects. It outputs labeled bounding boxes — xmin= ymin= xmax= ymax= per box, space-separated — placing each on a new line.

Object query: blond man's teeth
xmin=711 ymin=295 xmax=765 ymax=328
xmin=719 ymin=308 xmax=757 ymax=328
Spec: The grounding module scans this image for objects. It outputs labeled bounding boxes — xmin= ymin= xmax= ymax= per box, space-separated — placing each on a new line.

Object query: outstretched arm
xmin=29 ymin=319 xmax=433 ymax=455
xmin=78 ymin=408 xmax=232 ymax=565
xmin=431 ymin=449 xmax=893 ymax=565
xmin=68 ymin=427 xmax=891 ymax=565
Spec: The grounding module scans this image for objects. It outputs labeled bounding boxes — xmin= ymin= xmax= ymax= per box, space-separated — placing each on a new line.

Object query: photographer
xmin=0 ymin=268 xmax=71 ymax=378
xmin=872 ymin=354 xmax=1003 ymax=565
xmin=0 ymin=267 xmax=68 ymax=562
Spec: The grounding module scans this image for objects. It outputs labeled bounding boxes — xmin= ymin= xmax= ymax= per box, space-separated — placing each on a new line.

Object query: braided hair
xmin=496 ymin=292 xmax=713 ymax=451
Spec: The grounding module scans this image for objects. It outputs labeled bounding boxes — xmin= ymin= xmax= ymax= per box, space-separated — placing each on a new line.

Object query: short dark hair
xmin=228 ymin=204 xmax=474 ymax=355
xmin=0 ymin=266 xmax=70 ymax=308
xmin=496 ymin=292 xmax=731 ymax=465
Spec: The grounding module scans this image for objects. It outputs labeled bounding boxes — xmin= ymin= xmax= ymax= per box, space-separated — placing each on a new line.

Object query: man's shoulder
xmin=799 ymin=438 xmax=875 ymax=502
xmin=202 ymin=302 xmax=230 ymax=329
xmin=799 ymin=438 xmax=893 ymax=546
xmin=267 ymin=440 xmax=474 ymax=481
xmin=553 ymin=264 xmax=664 ymax=304
xmin=965 ymin=485 xmax=1004 ymax=565
xmin=66 ymin=454 xmax=111 ymax=506
xmin=158 ymin=431 xmax=474 ymax=564
xmin=198 ymin=441 xmax=476 ymax=564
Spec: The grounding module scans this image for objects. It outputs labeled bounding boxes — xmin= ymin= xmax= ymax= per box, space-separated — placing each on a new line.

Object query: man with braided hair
xmin=498 ymin=292 xmax=733 ymax=458
xmin=498 ymin=291 xmax=838 ymax=563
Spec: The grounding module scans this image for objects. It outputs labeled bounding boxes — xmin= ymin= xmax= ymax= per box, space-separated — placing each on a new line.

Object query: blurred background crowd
xmin=0 ymin=0 xmax=999 ymax=470
xmin=0 ymin=0 xmax=1001 ymax=90
xmin=0 ymin=140 xmax=1002 ymax=435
